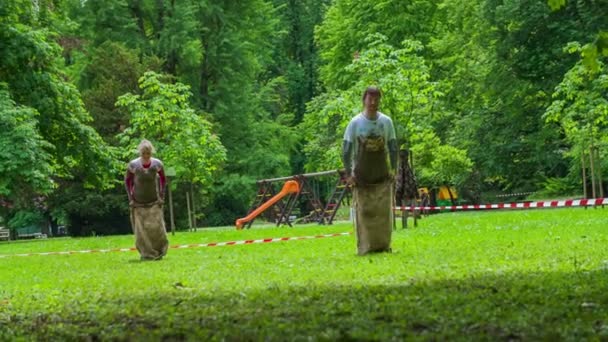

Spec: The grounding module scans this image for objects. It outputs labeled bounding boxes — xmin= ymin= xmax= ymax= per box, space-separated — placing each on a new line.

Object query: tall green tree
xmin=190 ymin=1 xmax=299 ymax=224
xmin=270 ymin=0 xmax=330 ymax=122
xmin=427 ymin=0 xmax=607 ymax=193
xmin=548 ymin=0 xmax=608 ymax=72
xmin=64 ymin=0 xmax=148 ymax=51
xmin=0 ymin=0 xmax=118 ymax=234
xmin=116 ymin=71 xmax=227 ymax=228
xmin=267 ymin=0 xmax=334 ymax=175
xmin=78 ymin=41 xmax=147 ymax=144
xmin=545 ymin=44 xmax=608 ymax=196
xmin=0 ymin=0 xmax=117 ymax=185
xmin=315 ymin=0 xmax=439 ymax=89
xmin=117 ymin=71 xmax=227 ymax=188
xmin=0 ymin=86 xmax=53 ymax=210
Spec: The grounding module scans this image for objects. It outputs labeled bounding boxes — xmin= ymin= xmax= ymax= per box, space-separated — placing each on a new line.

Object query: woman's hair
xmin=362 ymin=86 xmax=382 ymax=103
xmin=138 ymin=139 xmax=155 ymax=155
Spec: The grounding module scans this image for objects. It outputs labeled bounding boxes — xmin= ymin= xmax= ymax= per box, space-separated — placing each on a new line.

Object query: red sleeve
xmin=158 ymin=168 xmax=166 ymax=198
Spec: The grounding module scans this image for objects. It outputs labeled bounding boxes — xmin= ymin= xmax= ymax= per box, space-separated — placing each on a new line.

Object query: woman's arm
xmin=158 ymin=168 xmax=166 ymax=199
xmin=125 ymin=170 xmax=134 ymax=202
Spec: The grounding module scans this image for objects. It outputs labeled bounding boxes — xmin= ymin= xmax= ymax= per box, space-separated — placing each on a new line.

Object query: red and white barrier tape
xmin=395 ymin=197 xmax=607 ymax=212
xmin=0 ymin=232 xmax=351 ymax=259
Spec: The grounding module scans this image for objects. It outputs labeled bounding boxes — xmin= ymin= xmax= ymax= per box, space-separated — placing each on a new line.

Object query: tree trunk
xmin=595 ymin=147 xmax=604 ymax=198
xmin=582 ymin=151 xmax=587 ymax=199
xmin=186 ymin=191 xmax=193 ymax=232
xmin=42 ymin=217 xmax=50 ymax=236
xmin=190 ymin=182 xmax=197 ymax=231
xmin=168 ymin=177 xmax=175 ymax=236
xmin=200 ymin=40 xmax=211 ymax=110
xmin=164 ymin=0 xmax=177 ymax=74
xmin=446 ymin=185 xmax=456 ymax=205
xmin=409 ymin=149 xmax=415 ymax=174
xmin=589 ymin=146 xmax=597 ymax=199
xmin=155 ymin=0 xmax=165 ymax=38
xmin=129 ymin=0 xmax=146 ymax=43
xmin=50 ymin=216 xmax=58 ymax=237
xmin=43 ymin=211 xmax=56 ymax=237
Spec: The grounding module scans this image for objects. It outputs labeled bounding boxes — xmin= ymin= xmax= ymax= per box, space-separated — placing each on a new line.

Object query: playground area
xmin=1 ymin=1 xmax=607 ymax=340
xmin=233 ymin=153 xmax=462 ymax=232
xmin=1 ymin=207 xmax=607 ymax=340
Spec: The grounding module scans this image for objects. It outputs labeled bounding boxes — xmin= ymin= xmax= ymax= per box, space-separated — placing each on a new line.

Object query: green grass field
xmin=1 ymin=208 xmax=608 ymax=341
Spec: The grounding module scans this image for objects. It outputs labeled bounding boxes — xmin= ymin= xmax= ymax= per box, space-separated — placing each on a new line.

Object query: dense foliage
xmin=0 ymin=0 xmax=606 ymax=233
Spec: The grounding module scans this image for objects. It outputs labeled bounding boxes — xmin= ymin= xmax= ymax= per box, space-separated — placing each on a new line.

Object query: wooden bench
xmin=0 ymin=228 xmax=10 ymax=241
xmin=18 ymin=232 xmax=46 ymax=239
xmin=16 ymin=226 xmax=47 ymax=239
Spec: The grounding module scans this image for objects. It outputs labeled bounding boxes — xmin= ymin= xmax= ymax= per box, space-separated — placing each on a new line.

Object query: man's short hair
xmin=362 ymin=86 xmax=382 ymax=102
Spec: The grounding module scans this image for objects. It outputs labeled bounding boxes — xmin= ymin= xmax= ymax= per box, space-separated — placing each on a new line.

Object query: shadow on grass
xmin=5 ymin=268 xmax=608 ymax=341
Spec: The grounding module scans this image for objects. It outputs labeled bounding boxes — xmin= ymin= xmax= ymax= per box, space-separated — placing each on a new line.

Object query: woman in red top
xmin=125 ymin=139 xmax=168 ymax=261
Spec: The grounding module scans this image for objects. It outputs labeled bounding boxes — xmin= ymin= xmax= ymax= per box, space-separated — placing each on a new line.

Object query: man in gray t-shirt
xmin=341 ymin=86 xmax=398 ymax=255
xmin=342 ymin=87 xmax=398 ymax=185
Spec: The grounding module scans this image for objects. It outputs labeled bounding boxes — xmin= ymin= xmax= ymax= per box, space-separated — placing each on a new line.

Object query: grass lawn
xmin=1 ymin=207 xmax=608 ymax=340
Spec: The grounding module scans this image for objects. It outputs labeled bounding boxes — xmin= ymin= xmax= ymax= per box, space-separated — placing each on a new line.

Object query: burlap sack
xmin=351 ymin=134 xmax=394 ymax=255
xmin=353 ymin=179 xmax=394 ymax=255
xmin=130 ymin=203 xmax=168 ymax=260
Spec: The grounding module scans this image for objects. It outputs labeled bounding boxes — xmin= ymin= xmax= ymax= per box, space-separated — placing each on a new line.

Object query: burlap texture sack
xmin=130 ymin=203 xmax=168 ymax=260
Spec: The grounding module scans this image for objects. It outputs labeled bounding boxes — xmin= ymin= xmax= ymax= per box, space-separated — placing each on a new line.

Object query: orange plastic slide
xmin=235 ymin=180 xmax=300 ymax=229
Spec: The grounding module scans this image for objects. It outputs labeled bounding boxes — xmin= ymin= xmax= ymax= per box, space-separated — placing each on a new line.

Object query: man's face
xmin=364 ymin=93 xmax=380 ymax=112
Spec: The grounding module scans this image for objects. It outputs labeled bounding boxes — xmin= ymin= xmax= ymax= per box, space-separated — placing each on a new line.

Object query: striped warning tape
xmin=395 ymin=197 xmax=607 ymax=212
xmin=0 ymin=232 xmax=351 ymax=259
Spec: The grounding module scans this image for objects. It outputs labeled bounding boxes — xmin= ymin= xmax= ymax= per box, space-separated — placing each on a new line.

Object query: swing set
xmin=236 ymin=170 xmax=351 ymax=229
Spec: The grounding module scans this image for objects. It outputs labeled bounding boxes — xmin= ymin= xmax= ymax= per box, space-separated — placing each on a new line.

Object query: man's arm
xmin=342 ymin=120 xmax=356 ymax=174
xmin=342 ymin=140 xmax=354 ymax=176
xmin=342 ymin=120 xmax=356 ymax=185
